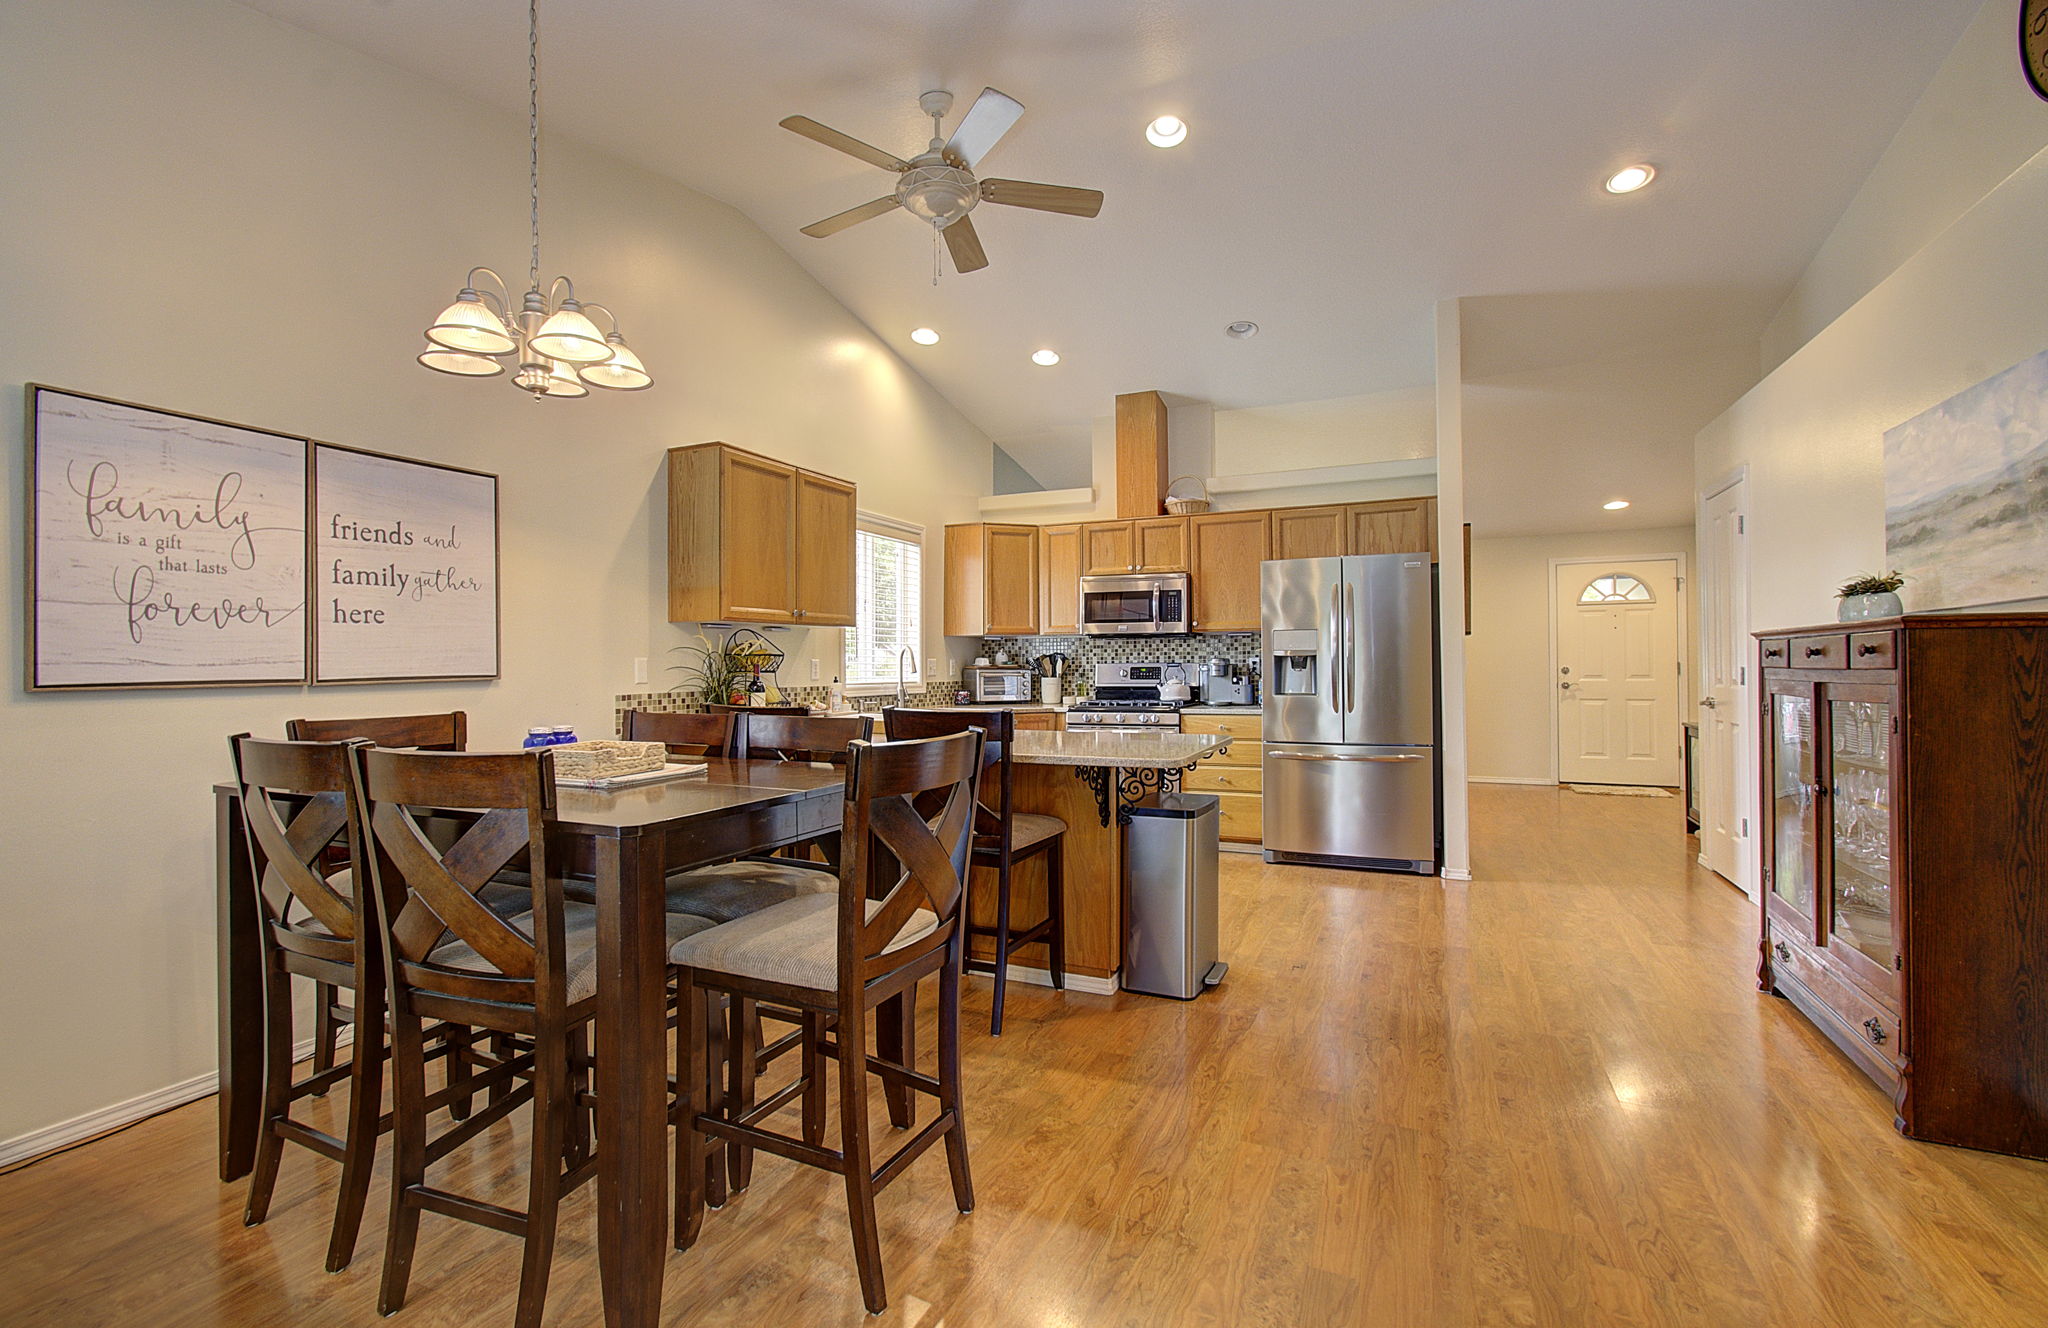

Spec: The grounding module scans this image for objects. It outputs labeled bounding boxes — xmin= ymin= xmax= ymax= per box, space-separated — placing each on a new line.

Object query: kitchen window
xmin=843 ymin=514 xmax=922 ymax=690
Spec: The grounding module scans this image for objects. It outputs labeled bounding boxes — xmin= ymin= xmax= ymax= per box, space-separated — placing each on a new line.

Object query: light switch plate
xmin=810 ymin=659 xmax=820 ymax=681
xmin=632 ymin=657 xmax=648 ymax=685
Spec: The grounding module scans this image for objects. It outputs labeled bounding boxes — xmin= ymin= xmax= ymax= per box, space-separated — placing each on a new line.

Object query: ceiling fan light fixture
xmin=1031 ymin=348 xmax=1060 ymax=367
xmin=1146 ymin=115 xmax=1188 ymax=148
xmin=1604 ymin=164 xmax=1655 ymax=194
xmin=910 ymin=327 xmax=940 ymax=345
xmin=896 ymin=163 xmax=979 ymax=228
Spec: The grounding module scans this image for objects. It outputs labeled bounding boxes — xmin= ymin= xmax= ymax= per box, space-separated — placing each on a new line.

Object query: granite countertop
xmin=1011 ymin=729 xmax=1232 ymax=769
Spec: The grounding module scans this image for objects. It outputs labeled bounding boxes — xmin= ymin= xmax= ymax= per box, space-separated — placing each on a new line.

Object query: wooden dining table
xmin=213 ymin=756 xmax=848 ymax=1327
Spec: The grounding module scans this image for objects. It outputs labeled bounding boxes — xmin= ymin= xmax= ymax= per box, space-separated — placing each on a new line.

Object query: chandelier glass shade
xmin=416 ymin=0 xmax=651 ymax=399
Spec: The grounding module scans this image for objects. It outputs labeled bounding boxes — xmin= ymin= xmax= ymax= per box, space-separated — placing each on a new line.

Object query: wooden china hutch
xmin=1755 ymin=613 xmax=2048 ymax=1158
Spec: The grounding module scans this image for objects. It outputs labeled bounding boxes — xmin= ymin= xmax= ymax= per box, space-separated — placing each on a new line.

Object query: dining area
xmin=211 ymin=705 xmax=1230 ymax=1325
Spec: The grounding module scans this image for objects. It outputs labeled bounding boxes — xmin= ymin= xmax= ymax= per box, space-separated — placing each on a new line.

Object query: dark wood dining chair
xmin=735 ymin=711 xmax=872 ymax=764
xmin=282 ymin=711 xmax=470 ymax=1082
xmin=670 ymin=729 xmax=984 ymax=1314
xmin=620 ymin=708 xmax=740 ymax=758
xmin=884 ymin=708 xmax=1067 ymax=1035
xmin=708 ymin=701 xmax=809 ymax=718
xmin=349 ymin=745 xmax=716 ymax=1328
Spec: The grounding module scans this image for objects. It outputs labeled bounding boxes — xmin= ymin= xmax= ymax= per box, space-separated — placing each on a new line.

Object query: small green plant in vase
xmin=1837 ymin=570 xmax=1906 ymax=622
xmin=667 ymin=632 xmax=750 ymax=705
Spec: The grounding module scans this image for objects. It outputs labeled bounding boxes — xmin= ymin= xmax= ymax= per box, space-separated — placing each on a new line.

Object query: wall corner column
xmin=1435 ymin=298 xmax=1473 ymax=881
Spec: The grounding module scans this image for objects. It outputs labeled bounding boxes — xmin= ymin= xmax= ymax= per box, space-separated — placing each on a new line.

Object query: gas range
xmin=1064 ymin=662 xmax=1191 ymax=730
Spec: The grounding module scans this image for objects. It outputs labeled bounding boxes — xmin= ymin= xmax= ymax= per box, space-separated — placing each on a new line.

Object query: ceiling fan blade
xmin=780 ymin=116 xmax=910 ymax=172
xmin=942 ymin=87 xmax=1025 ymax=170
xmin=943 ymin=215 xmax=989 ymax=273
xmin=800 ymin=197 xmax=902 ymax=238
xmin=979 ymin=179 xmax=1105 ymax=218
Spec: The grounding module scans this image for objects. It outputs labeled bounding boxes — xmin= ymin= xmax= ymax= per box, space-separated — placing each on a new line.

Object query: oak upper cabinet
xmin=667 ymin=443 xmax=858 ymax=626
xmin=1271 ymin=505 xmax=1347 ymax=560
xmin=1189 ymin=511 xmax=1270 ymax=632
xmin=944 ymin=523 xmax=1039 ymax=636
xmin=1080 ymin=517 xmax=1189 ymax=573
xmin=1039 ymin=524 xmax=1082 ymax=635
xmin=1346 ymin=498 xmax=1437 ymax=556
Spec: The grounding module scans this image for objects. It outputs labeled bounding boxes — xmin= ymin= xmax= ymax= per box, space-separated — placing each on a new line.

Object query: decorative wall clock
xmin=2025 ymin=0 xmax=2048 ymax=102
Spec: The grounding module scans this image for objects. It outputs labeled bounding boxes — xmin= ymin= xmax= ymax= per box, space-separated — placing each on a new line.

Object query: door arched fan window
xmin=1579 ymin=573 xmax=1654 ymax=604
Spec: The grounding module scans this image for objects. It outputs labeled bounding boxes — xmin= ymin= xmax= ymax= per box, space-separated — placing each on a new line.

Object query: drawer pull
xmin=1856 ymin=642 xmax=1880 ymax=657
xmin=1805 ymin=645 xmax=1827 ymax=659
xmin=1862 ymin=1017 xmax=1888 ymax=1046
xmin=1763 ymin=647 xmax=1784 ymax=660
xmin=1774 ymin=941 xmax=1791 ymax=964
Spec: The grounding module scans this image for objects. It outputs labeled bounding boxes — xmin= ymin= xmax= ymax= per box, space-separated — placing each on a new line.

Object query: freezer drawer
xmin=1262 ymin=743 xmax=1436 ymax=871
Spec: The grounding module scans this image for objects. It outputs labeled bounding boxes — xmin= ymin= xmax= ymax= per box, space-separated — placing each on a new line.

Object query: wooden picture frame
xmin=311 ymin=441 xmax=501 ymax=684
xmin=25 ymin=384 xmax=310 ymax=690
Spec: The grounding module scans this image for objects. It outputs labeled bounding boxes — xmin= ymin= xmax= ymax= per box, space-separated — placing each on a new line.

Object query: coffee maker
xmin=1198 ymin=656 xmax=1256 ymax=706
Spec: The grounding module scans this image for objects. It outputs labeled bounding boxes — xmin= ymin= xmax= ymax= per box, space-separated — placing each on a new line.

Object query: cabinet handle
xmin=1856 ymin=642 xmax=1879 ymax=657
xmin=1764 ymin=648 xmax=1784 ymax=660
xmin=1804 ymin=645 xmax=1826 ymax=658
xmin=1773 ymin=941 xmax=1791 ymax=964
xmin=1862 ymin=1017 xmax=1887 ymax=1046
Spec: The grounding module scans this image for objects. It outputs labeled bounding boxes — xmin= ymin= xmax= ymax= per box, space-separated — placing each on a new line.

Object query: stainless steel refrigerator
xmin=1261 ymin=553 xmax=1439 ymax=873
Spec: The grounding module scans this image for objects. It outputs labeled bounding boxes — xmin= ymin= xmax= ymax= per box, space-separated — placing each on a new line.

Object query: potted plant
xmin=1837 ymin=571 xmax=1906 ymax=622
xmin=667 ymin=632 xmax=750 ymax=705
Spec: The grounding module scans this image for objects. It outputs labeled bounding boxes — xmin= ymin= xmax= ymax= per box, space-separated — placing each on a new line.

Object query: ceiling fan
xmin=781 ymin=87 xmax=1104 ymax=274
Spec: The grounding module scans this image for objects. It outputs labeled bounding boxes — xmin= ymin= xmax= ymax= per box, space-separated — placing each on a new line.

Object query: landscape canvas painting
xmin=1884 ymin=348 xmax=2048 ymax=611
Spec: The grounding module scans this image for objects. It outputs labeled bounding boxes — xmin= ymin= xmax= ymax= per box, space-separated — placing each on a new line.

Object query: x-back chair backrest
xmin=286 ymin=711 xmax=468 ymax=751
xmin=621 ymin=708 xmax=738 ymax=759
xmin=882 ymin=707 xmax=1014 ymax=846
xmin=350 ymin=746 xmax=568 ymax=1011
xmin=837 ymin=730 xmax=984 ymax=991
xmin=741 ymin=712 xmax=873 ymax=765
xmin=231 ymin=734 xmax=370 ymax=965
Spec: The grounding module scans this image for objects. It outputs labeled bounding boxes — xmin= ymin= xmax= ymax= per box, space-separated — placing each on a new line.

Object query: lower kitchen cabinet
xmin=1755 ymin=613 xmax=2048 ymax=1159
xmin=1181 ymin=712 xmax=1263 ymax=844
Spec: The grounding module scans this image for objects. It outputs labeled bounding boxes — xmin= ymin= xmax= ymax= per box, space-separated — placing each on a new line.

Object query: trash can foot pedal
xmin=1202 ymin=962 xmax=1228 ymax=987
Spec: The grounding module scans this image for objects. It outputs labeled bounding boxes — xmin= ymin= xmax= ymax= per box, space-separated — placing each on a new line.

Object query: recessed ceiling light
xmin=1031 ymin=348 xmax=1061 ymax=367
xmin=1604 ymin=165 xmax=1655 ymax=194
xmin=1145 ymin=115 xmax=1188 ymax=148
xmin=1603 ymin=499 xmax=1631 ymax=510
xmin=1225 ymin=321 xmax=1260 ymax=340
xmin=910 ymin=327 xmax=939 ymax=345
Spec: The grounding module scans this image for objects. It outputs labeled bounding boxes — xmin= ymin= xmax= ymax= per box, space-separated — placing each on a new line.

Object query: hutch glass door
xmin=1827 ymin=690 xmax=1897 ymax=986
xmin=1767 ymin=683 xmax=1819 ymax=931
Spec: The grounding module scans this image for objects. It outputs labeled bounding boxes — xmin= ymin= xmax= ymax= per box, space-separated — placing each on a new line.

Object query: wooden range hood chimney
xmin=1114 ymin=390 xmax=1168 ymax=517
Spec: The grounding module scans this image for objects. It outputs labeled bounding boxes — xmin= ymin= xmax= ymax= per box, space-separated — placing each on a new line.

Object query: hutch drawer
xmin=1791 ymin=633 xmax=1848 ymax=668
xmin=1848 ymin=630 xmax=1896 ymax=668
xmin=1766 ymin=922 xmax=1900 ymax=1074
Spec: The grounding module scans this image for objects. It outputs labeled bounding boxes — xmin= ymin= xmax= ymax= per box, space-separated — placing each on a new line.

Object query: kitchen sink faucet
xmin=897 ymin=646 xmax=916 ymax=707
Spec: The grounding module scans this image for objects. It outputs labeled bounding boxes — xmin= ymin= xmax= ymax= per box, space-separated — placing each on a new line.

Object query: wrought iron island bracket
xmin=1071 ymin=760 xmax=1195 ymax=828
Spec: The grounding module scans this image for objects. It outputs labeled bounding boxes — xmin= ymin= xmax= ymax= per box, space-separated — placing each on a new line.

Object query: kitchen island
xmin=977 ymin=727 xmax=1232 ymax=987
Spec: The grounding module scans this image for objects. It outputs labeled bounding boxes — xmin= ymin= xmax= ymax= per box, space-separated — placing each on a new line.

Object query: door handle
xmin=1270 ymin=751 xmax=1425 ymax=762
xmin=1329 ymin=583 xmax=1342 ymax=715
xmin=1699 ymin=697 xmax=1718 ymax=709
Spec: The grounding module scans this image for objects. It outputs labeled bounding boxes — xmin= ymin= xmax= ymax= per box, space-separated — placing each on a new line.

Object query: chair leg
xmin=566 ymin=1024 xmax=592 ymax=1168
xmin=324 ymin=980 xmax=385 ymax=1272
xmin=989 ymin=860 xmax=1014 ymax=1037
xmin=876 ymin=992 xmax=915 ymax=1129
xmin=443 ymin=1023 xmax=475 ymax=1121
xmin=674 ymin=972 xmax=712 ymax=1251
xmin=802 ymin=1011 xmax=828 ymax=1147
xmin=728 ymin=1000 xmax=758 ymax=1192
xmin=310 ymin=981 xmax=338 ymax=1095
xmin=378 ymin=1009 xmax=431 ymax=1317
xmin=242 ymin=964 xmax=295 ymax=1227
xmin=938 ymin=955 xmax=975 ymax=1214
xmin=837 ymin=1004 xmax=888 ymax=1314
xmin=705 ymin=994 xmax=728 ymax=1210
xmin=513 ymin=1030 xmax=566 ymax=1328
xmin=1046 ymin=840 xmax=1067 ymax=992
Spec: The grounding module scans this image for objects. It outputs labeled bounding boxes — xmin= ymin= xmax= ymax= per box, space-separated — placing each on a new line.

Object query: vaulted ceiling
xmin=242 ymin=0 xmax=1977 ymax=528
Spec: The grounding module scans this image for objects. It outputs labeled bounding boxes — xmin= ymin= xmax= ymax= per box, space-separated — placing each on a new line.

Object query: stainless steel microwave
xmin=1079 ymin=572 xmax=1192 ymax=636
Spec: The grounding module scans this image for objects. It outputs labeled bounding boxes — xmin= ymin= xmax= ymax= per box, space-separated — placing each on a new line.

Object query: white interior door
xmin=1555 ymin=559 xmax=1682 ymax=786
xmin=1698 ymin=480 xmax=1753 ymax=896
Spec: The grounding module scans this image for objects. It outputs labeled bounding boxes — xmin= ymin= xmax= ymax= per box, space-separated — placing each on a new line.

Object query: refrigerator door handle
xmin=1270 ymin=750 xmax=1427 ymax=763
xmin=1329 ymin=582 xmax=1343 ymax=714
xmin=1343 ymin=581 xmax=1358 ymax=715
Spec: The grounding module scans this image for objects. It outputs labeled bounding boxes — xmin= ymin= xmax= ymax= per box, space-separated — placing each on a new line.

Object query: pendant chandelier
xmin=416 ymin=0 xmax=651 ymax=397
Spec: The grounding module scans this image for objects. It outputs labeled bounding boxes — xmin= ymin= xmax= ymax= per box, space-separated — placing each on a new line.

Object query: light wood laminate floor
xmin=6 ymin=786 xmax=2048 ymax=1326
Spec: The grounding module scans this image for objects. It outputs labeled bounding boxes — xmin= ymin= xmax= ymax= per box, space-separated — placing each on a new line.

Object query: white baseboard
xmin=0 ymin=1030 xmax=340 ymax=1170
xmin=989 ymin=963 xmax=1119 ymax=996
xmin=1468 ymin=776 xmax=1555 ymax=786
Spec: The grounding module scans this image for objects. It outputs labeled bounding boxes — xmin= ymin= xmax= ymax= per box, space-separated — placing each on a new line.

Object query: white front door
xmin=1555 ymin=559 xmax=1682 ymax=786
xmin=1698 ymin=479 xmax=1753 ymax=896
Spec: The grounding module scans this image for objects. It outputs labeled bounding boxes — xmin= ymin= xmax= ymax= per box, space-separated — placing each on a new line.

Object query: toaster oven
xmin=965 ymin=667 xmax=1034 ymax=702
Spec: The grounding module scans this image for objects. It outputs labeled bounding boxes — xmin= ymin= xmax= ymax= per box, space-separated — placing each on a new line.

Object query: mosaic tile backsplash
xmin=976 ymin=633 xmax=1259 ymax=695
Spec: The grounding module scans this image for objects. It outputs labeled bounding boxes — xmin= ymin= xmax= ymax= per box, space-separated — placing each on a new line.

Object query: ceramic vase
xmin=1837 ymin=591 xmax=1903 ymax=621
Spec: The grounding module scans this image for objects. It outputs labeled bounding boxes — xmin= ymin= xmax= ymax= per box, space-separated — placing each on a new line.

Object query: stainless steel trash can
xmin=1123 ymin=792 xmax=1227 ymax=999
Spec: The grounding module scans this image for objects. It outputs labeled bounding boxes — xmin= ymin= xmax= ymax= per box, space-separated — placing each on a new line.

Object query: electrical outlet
xmin=632 ymin=657 xmax=648 ymax=685
xmin=810 ymin=658 xmax=820 ymax=681
xmin=927 ymin=656 xmax=940 ymax=678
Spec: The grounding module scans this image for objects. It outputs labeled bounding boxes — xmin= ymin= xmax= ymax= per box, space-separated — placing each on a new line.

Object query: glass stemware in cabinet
xmin=1829 ymin=698 xmax=1895 ymax=970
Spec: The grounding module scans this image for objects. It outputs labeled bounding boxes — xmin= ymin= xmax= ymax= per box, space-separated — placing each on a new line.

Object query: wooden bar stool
xmin=350 ymin=745 xmax=715 ymax=1328
xmin=670 ymin=729 xmax=984 ymax=1314
xmin=885 ymin=708 xmax=1067 ymax=1034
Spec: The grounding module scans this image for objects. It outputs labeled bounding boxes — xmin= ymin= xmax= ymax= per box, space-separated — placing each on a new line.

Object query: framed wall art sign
xmin=26 ymin=385 xmax=309 ymax=690
xmin=2024 ymin=0 xmax=2048 ymax=102
xmin=311 ymin=442 xmax=500 ymax=683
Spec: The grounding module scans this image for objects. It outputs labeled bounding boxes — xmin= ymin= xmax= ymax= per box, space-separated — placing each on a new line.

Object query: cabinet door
xmin=984 ymin=525 xmax=1039 ymax=635
xmin=1134 ymin=517 xmax=1190 ymax=571
xmin=1824 ymin=683 xmax=1899 ymax=994
xmin=1347 ymin=498 xmax=1436 ymax=556
xmin=1272 ymin=505 xmax=1347 ymax=560
xmin=1190 ymin=512 xmax=1270 ymax=632
xmin=1040 ymin=524 xmax=1082 ymax=634
xmin=1763 ymin=677 xmax=1822 ymax=942
xmin=1081 ymin=521 xmax=1136 ymax=574
xmin=793 ymin=470 xmax=857 ymax=627
xmin=718 ymin=450 xmax=796 ymax=621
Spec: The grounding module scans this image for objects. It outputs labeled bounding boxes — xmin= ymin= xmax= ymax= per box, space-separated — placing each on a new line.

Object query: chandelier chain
xmin=528 ymin=0 xmax=541 ymax=296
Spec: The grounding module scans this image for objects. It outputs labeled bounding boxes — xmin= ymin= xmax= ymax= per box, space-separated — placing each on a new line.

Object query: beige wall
xmin=1466 ymin=526 xmax=1697 ymax=783
xmin=0 ymin=0 xmax=992 ymax=1148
